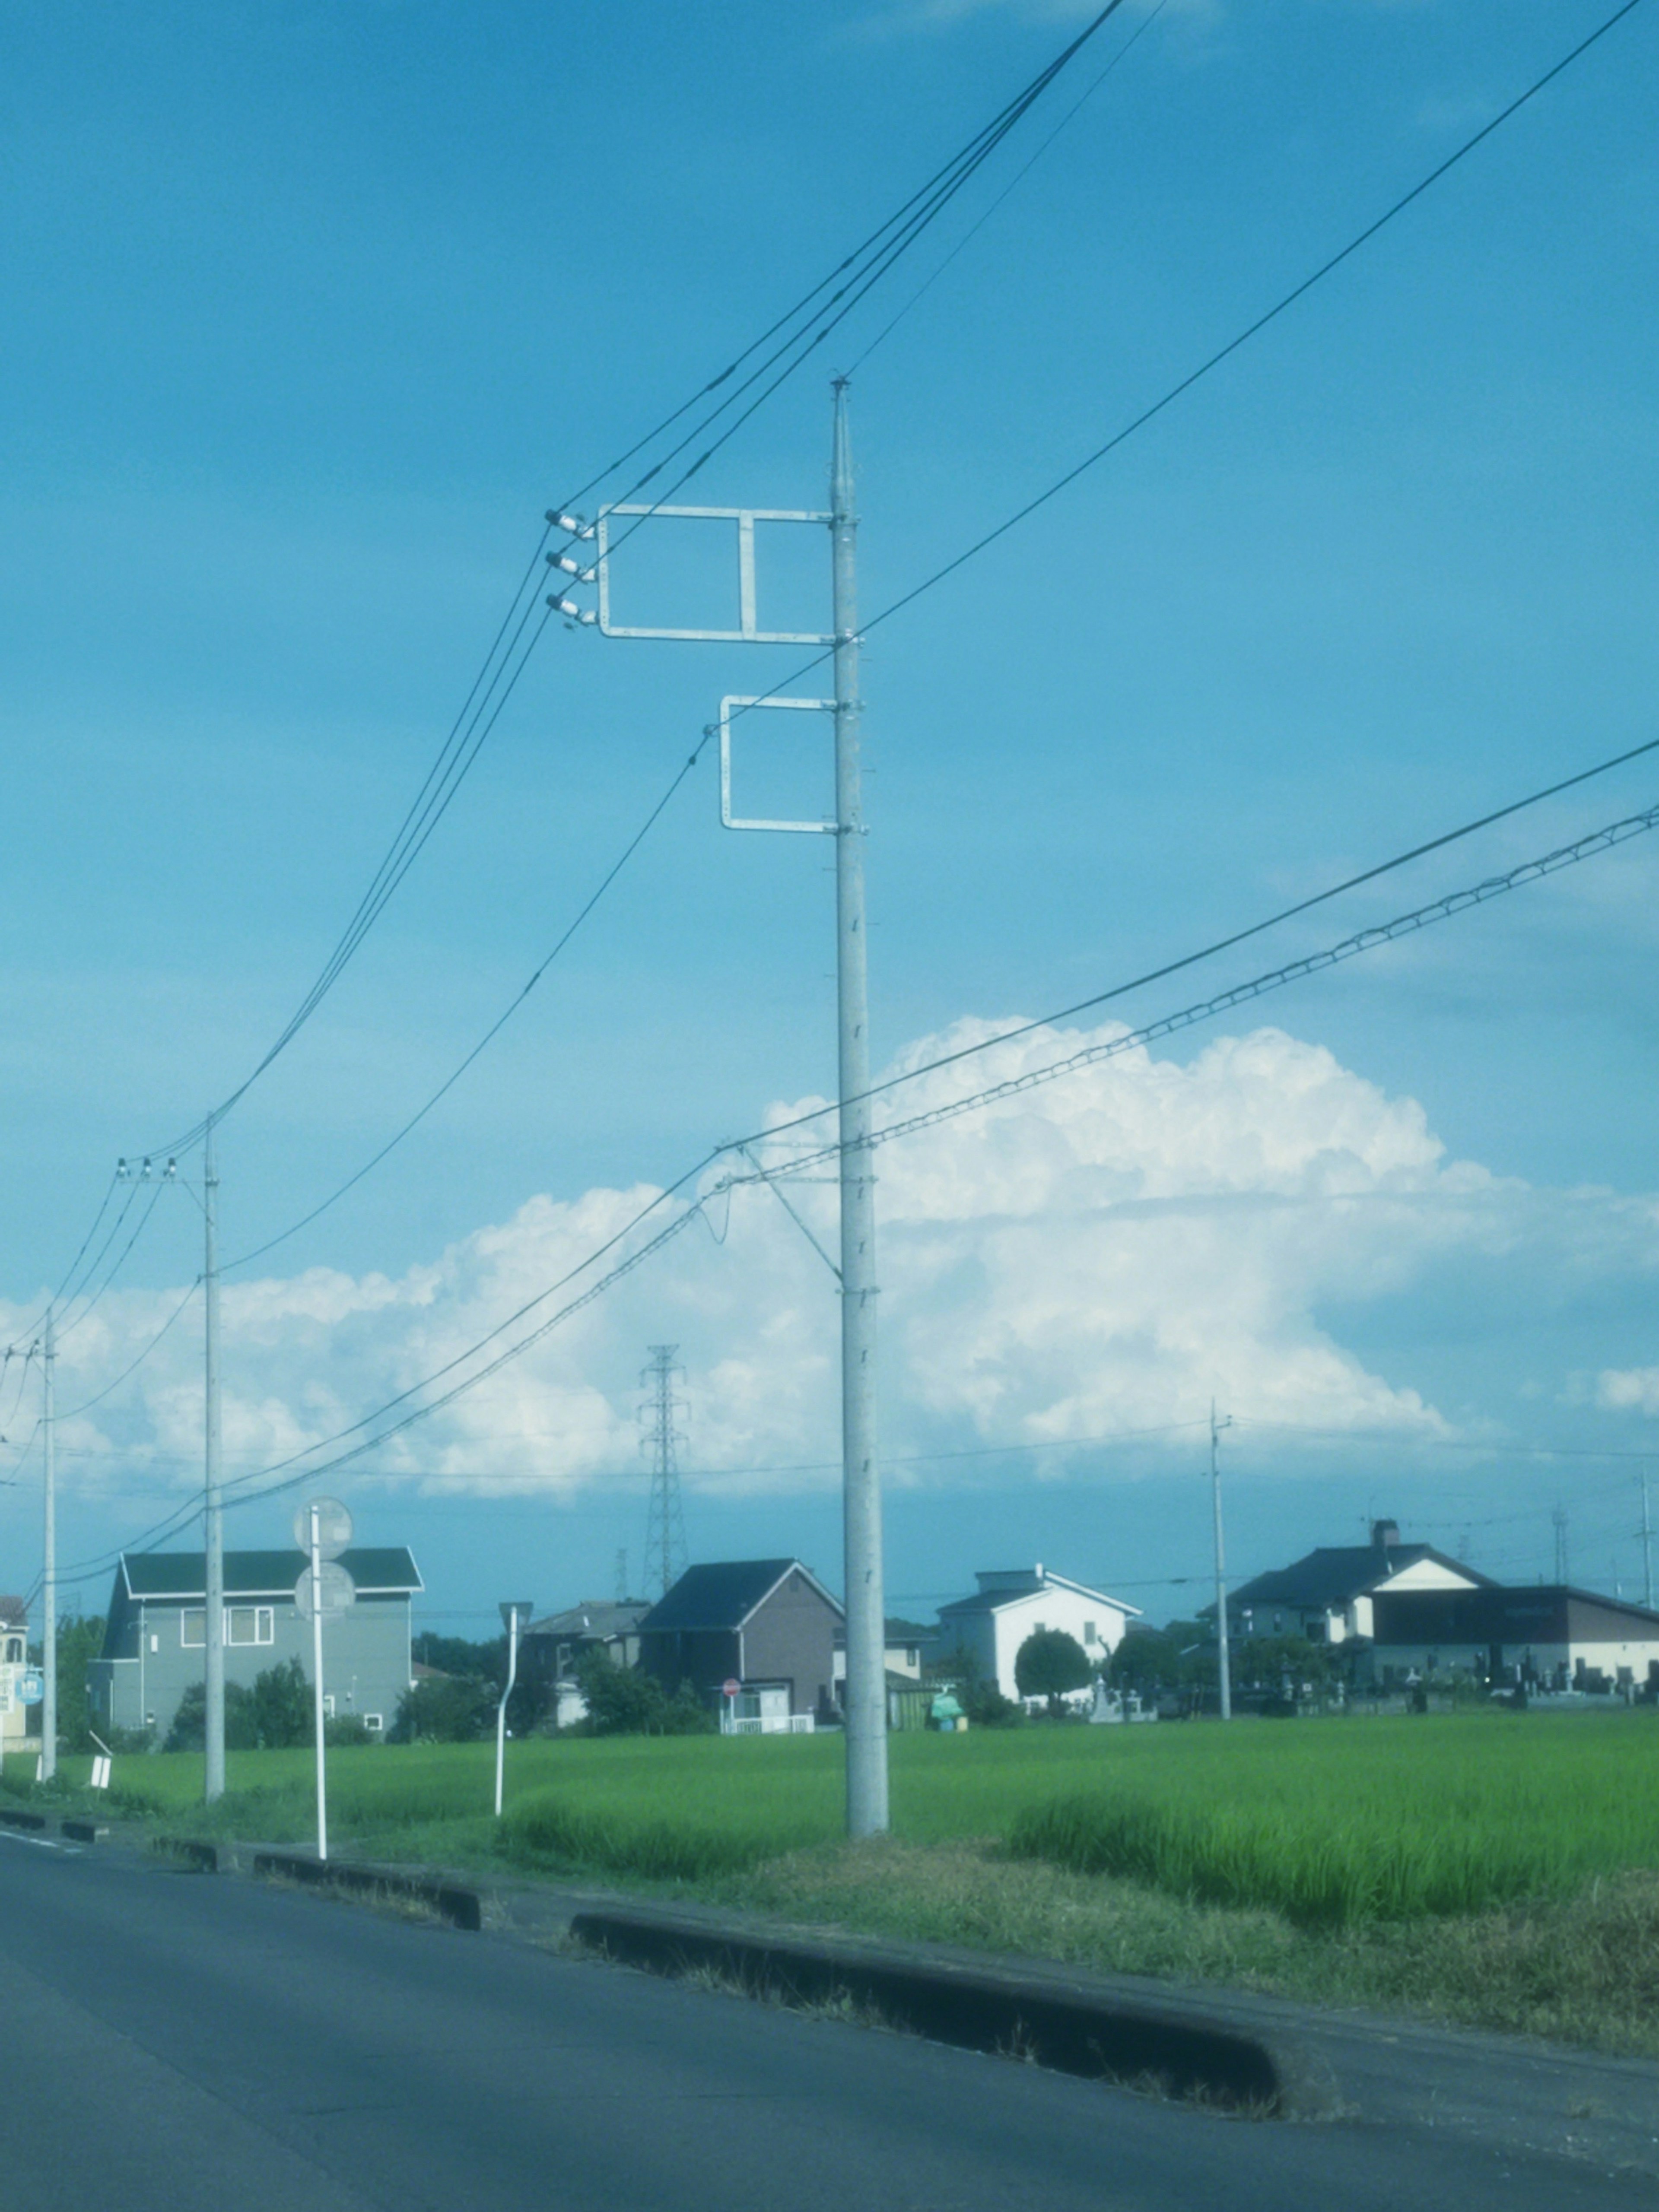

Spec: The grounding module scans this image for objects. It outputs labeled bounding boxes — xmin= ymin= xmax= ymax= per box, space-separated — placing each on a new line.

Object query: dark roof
xmin=0 ymin=1594 xmax=25 ymax=1628
xmin=119 ymin=1548 xmax=422 ymax=1600
xmin=1226 ymin=1543 xmax=1491 ymax=1613
xmin=639 ymin=1560 xmax=842 ymax=1634
xmin=527 ymin=1601 xmax=648 ymax=1640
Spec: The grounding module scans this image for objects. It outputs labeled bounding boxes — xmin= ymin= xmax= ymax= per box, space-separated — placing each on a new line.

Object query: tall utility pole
xmin=1640 ymin=1471 xmax=1653 ymax=1612
xmin=1211 ymin=1401 xmax=1233 ymax=1723
xmin=575 ymin=380 xmax=888 ymax=1835
xmin=831 ymin=381 xmax=887 ymax=1838
xmin=40 ymin=1308 xmax=57 ymax=1781
xmin=640 ymin=1346 xmax=687 ymax=1601
xmin=1552 ymin=1504 xmax=1569 ymax=1586
xmin=203 ymin=1120 xmax=225 ymax=1803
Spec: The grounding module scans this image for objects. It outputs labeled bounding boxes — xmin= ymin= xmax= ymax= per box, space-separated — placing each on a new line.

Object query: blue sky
xmin=3 ymin=0 xmax=1658 ymax=1634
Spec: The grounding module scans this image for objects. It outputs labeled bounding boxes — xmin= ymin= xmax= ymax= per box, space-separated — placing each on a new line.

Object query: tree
xmin=1107 ymin=1628 xmax=1184 ymax=1695
xmin=388 ymin=1672 xmax=496 ymax=1744
xmin=247 ymin=1659 xmax=313 ymax=1747
xmin=1014 ymin=1627 xmax=1092 ymax=1713
xmin=571 ymin=1649 xmax=715 ymax=1736
xmin=51 ymin=1614 xmax=107 ymax=1753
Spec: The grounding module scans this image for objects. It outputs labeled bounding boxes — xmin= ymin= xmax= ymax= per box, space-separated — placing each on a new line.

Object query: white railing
xmin=720 ymin=1713 xmax=815 ymax=1736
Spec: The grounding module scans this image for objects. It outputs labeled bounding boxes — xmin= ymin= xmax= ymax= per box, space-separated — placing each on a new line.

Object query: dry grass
xmin=728 ymin=1837 xmax=1659 ymax=2059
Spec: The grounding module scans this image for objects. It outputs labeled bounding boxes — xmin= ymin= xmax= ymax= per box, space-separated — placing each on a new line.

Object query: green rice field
xmin=10 ymin=1711 xmax=1659 ymax=2051
xmin=11 ymin=1706 xmax=1658 ymax=1928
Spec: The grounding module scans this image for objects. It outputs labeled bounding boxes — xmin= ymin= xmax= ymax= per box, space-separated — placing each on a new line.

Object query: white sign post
xmin=293 ymin=1498 xmax=354 ymax=1862
xmin=494 ymin=1600 xmax=534 ymax=1818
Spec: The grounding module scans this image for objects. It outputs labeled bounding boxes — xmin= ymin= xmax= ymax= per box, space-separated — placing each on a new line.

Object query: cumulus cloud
xmin=1598 ymin=1368 xmax=1659 ymax=1417
xmin=9 ymin=1016 xmax=1646 ymax=1521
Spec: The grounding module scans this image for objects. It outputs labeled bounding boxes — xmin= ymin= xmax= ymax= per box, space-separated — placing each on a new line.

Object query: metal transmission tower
xmin=560 ymin=383 xmax=890 ymax=1835
xmin=640 ymin=1346 xmax=688 ymax=1601
xmin=1553 ymin=1505 xmax=1570 ymax=1585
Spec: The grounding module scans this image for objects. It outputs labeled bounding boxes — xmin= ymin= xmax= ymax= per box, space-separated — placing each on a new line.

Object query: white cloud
xmin=1598 ymin=1367 xmax=1659 ymax=1417
xmin=11 ymin=1016 xmax=1651 ymax=1523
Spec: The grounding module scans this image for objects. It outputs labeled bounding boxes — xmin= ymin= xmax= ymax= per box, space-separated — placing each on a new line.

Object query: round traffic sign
xmin=17 ymin=1671 xmax=43 ymax=1706
xmin=294 ymin=1561 xmax=356 ymax=1620
xmin=721 ymin=1678 xmax=741 ymax=1699
xmin=294 ymin=1497 xmax=353 ymax=1561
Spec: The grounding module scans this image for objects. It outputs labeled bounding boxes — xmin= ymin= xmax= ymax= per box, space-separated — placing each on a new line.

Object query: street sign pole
xmin=309 ymin=1501 xmax=327 ymax=1860
xmin=293 ymin=1495 xmax=354 ymax=1863
xmin=494 ymin=1600 xmax=533 ymax=1818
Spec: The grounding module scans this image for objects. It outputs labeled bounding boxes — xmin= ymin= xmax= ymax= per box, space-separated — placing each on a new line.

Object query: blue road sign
xmin=17 ymin=1672 xmax=43 ymax=1706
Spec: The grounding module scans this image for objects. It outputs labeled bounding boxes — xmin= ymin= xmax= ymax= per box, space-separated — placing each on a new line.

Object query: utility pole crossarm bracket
xmin=596 ymin=504 xmax=835 ymax=644
xmin=719 ymin=698 xmax=838 ymax=834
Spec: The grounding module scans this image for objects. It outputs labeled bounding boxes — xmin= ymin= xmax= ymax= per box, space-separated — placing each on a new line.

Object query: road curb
xmin=0 ymin=1806 xmax=49 ymax=1833
xmin=568 ymin=1902 xmax=1332 ymax=2117
xmin=153 ymin=1835 xmax=221 ymax=1871
xmin=251 ymin=1847 xmax=483 ymax=1931
xmin=59 ymin=1818 xmax=108 ymax=1843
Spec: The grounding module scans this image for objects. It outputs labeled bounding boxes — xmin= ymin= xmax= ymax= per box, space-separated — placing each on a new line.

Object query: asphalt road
xmin=0 ymin=1829 xmax=1647 ymax=2212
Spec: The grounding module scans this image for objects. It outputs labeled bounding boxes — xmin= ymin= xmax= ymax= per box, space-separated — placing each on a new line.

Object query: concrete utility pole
xmin=203 ymin=1120 xmax=225 ymax=1803
xmin=41 ymin=1308 xmax=57 ymax=1781
xmin=1211 ymin=1401 xmax=1233 ymax=1723
xmin=574 ymin=379 xmax=889 ymax=1835
xmin=831 ymin=381 xmax=887 ymax=1838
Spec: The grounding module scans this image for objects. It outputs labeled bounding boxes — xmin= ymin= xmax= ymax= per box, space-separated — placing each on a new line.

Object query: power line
xmin=858 ymin=0 xmax=1649 ymax=641
xmin=560 ymin=4 xmax=1129 ymax=533
xmin=850 ymin=0 xmax=1172 ymax=372
xmin=744 ymin=792 xmax=1659 ymax=1177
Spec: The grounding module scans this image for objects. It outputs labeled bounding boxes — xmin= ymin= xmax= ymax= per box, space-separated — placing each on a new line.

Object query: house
xmin=87 ymin=1546 xmax=423 ymax=1743
xmin=1220 ymin=1520 xmax=1491 ymax=1646
xmin=521 ymin=1599 xmax=649 ymax=1728
xmin=1367 ymin=1583 xmax=1659 ymax=1694
xmin=0 ymin=1596 xmax=29 ymax=1747
xmin=832 ymin=1615 xmax=936 ymax=1689
xmin=637 ymin=1559 xmax=842 ymax=1730
xmin=935 ymin=1566 xmax=1141 ymax=1703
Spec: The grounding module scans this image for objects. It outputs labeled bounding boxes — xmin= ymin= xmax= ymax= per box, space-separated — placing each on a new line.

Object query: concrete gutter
xmin=248 ymin=1846 xmax=483 ymax=1931
xmin=107 ymin=1826 xmax=1659 ymax=2173
xmin=569 ymin=1900 xmax=1320 ymax=2114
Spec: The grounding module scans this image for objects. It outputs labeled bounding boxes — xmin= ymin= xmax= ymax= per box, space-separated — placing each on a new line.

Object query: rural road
xmin=0 ymin=1829 xmax=1647 ymax=2211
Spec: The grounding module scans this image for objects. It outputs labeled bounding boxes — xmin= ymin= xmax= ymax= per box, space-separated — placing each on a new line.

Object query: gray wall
xmin=90 ymin=1594 xmax=411 ymax=1742
xmin=741 ymin=1572 xmax=840 ymax=1718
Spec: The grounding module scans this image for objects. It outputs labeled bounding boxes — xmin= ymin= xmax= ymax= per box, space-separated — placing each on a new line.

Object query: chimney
xmin=1371 ymin=1519 xmax=1400 ymax=1550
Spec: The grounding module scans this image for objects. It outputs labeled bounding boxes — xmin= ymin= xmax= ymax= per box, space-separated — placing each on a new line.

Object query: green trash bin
xmin=929 ymin=1692 xmax=964 ymax=1732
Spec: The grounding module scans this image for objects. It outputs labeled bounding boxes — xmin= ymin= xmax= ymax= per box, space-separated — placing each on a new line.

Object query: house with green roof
xmin=88 ymin=1546 xmax=422 ymax=1743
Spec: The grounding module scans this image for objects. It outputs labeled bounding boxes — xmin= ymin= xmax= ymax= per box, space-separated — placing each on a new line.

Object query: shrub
xmin=573 ymin=1649 xmax=715 ymax=1736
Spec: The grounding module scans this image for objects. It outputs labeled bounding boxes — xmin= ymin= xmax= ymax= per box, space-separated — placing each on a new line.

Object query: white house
xmin=936 ymin=1567 xmax=1140 ymax=1702
xmin=0 ymin=1595 xmax=30 ymax=1749
xmin=1221 ymin=1520 xmax=1489 ymax=1646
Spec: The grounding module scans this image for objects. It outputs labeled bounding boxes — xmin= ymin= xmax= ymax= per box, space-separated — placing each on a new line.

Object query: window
xmin=364 ymin=1714 xmax=383 ymax=1733
xmin=184 ymin=1606 xmax=274 ymax=1647
xmin=3 ymin=1637 xmax=21 ymax=1663
xmin=322 ymin=1693 xmax=336 ymax=1718
xmin=1083 ymin=1620 xmax=1096 ymax=1646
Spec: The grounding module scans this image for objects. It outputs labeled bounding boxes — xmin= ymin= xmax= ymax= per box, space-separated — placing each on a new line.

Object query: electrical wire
xmin=743 ymin=796 xmax=1659 ymax=1185
xmin=84 ymin=776 xmax=1659 ymax=1574
xmin=54 ymin=1279 xmax=203 ymax=1424
xmin=858 ymin=0 xmax=1648 ymax=644
xmin=849 ymin=0 xmax=1172 ymax=373
xmin=559 ymin=4 xmax=1128 ymax=534
xmin=52 ymin=1179 xmax=168 ymax=1349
